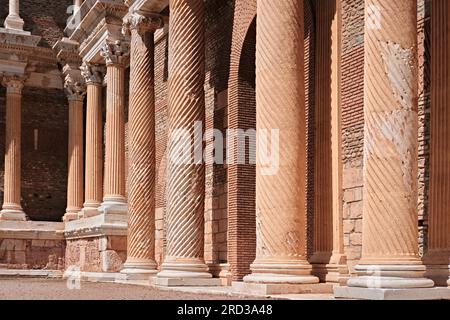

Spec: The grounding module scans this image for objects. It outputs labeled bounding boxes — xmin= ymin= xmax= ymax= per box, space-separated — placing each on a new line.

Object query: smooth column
xmin=243 ymin=0 xmax=318 ymax=285
xmin=347 ymin=0 xmax=433 ymax=289
xmin=121 ymin=13 xmax=162 ymax=278
xmin=0 ymin=76 xmax=26 ymax=221
xmin=80 ymin=63 xmax=105 ymax=218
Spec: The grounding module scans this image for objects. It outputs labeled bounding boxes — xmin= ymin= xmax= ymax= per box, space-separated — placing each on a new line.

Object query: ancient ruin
xmin=0 ymin=0 xmax=448 ymax=300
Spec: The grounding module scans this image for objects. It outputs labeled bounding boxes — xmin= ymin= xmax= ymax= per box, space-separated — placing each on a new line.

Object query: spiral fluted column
xmin=243 ymin=0 xmax=318 ymax=285
xmin=0 ymin=76 xmax=27 ymax=221
xmin=64 ymin=78 xmax=86 ymax=222
xmin=347 ymin=0 xmax=433 ymax=289
xmin=157 ymin=0 xmax=211 ymax=281
xmin=99 ymin=41 xmax=129 ymax=215
xmin=80 ymin=62 xmax=105 ymax=218
xmin=121 ymin=13 xmax=163 ymax=278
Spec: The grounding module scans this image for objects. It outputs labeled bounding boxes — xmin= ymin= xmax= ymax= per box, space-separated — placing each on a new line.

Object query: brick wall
xmin=341 ymin=0 xmax=365 ymax=273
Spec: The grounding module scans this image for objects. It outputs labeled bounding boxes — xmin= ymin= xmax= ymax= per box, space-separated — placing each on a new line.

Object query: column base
xmin=0 ymin=209 xmax=27 ymax=221
xmin=347 ymin=264 xmax=434 ymax=289
xmin=80 ymin=206 xmax=101 ymax=219
xmin=311 ymin=252 xmax=349 ymax=284
xmin=334 ymin=286 xmax=450 ymax=300
xmin=98 ymin=199 xmax=128 ymax=215
xmin=156 ymin=261 xmax=220 ymax=287
xmin=4 ymin=15 xmax=26 ymax=33
xmin=120 ymin=261 xmax=158 ymax=281
xmin=243 ymin=260 xmax=319 ymax=285
xmin=63 ymin=212 xmax=79 ymax=222
xmin=233 ymin=281 xmax=334 ymax=295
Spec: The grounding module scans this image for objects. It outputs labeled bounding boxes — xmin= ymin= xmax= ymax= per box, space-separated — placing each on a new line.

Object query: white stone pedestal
xmin=334 ymin=286 xmax=450 ymax=300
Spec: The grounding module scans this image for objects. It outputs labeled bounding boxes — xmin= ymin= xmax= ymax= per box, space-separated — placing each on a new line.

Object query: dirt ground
xmin=0 ymin=278 xmax=268 ymax=300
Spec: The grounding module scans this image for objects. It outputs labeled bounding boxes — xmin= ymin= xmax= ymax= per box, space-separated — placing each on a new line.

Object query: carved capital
xmin=64 ymin=68 xmax=86 ymax=102
xmin=2 ymin=75 xmax=27 ymax=95
xmin=122 ymin=12 xmax=164 ymax=37
xmin=100 ymin=40 xmax=130 ymax=67
xmin=80 ymin=62 xmax=106 ymax=85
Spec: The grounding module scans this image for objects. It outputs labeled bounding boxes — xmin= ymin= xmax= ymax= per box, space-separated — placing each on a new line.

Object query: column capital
xmin=2 ymin=75 xmax=26 ymax=94
xmin=80 ymin=62 xmax=106 ymax=85
xmin=122 ymin=12 xmax=164 ymax=37
xmin=100 ymin=40 xmax=130 ymax=67
xmin=64 ymin=72 xmax=86 ymax=102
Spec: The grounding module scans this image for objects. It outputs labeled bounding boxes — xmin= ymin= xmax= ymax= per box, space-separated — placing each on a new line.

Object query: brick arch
xmin=227 ymin=0 xmax=316 ymax=281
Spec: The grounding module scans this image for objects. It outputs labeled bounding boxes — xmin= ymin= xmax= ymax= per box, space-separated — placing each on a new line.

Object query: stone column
xmin=4 ymin=0 xmax=24 ymax=31
xmin=0 ymin=75 xmax=26 ymax=221
xmin=80 ymin=62 xmax=105 ymax=218
xmin=347 ymin=0 xmax=433 ymax=289
xmin=157 ymin=0 xmax=217 ymax=285
xmin=99 ymin=41 xmax=129 ymax=214
xmin=120 ymin=13 xmax=163 ymax=279
xmin=64 ymin=76 xmax=86 ymax=222
xmin=425 ymin=0 xmax=450 ymax=286
xmin=243 ymin=0 xmax=319 ymax=286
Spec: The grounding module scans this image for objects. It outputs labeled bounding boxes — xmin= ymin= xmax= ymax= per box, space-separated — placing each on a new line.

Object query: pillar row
xmin=347 ymin=0 xmax=433 ymax=289
xmin=0 ymin=75 xmax=27 ymax=221
xmin=121 ymin=12 xmax=163 ymax=277
xmin=244 ymin=0 xmax=318 ymax=285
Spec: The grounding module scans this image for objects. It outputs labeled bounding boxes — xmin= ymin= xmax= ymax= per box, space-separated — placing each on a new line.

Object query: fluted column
xmin=243 ymin=0 xmax=318 ymax=285
xmin=4 ymin=0 xmax=24 ymax=31
xmin=0 ymin=75 xmax=26 ymax=221
xmin=99 ymin=41 xmax=129 ymax=215
xmin=157 ymin=0 xmax=211 ymax=280
xmin=121 ymin=13 xmax=163 ymax=278
xmin=347 ymin=0 xmax=433 ymax=289
xmin=80 ymin=62 xmax=105 ymax=218
xmin=425 ymin=0 xmax=450 ymax=286
xmin=64 ymin=77 xmax=86 ymax=222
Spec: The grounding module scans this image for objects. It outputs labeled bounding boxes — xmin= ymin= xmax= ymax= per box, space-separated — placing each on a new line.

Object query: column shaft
xmin=1 ymin=77 xmax=26 ymax=221
xmin=84 ymin=83 xmax=103 ymax=211
xmin=122 ymin=13 xmax=162 ymax=274
xmin=66 ymin=97 xmax=84 ymax=220
xmin=157 ymin=0 xmax=210 ymax=279
xmin=348 ymin=0 xmax=433 ymax=289
xmin=104 ymin=65 xmax=126 ymax=204
xmin=244 ymin=0 xmax=318 ymax=284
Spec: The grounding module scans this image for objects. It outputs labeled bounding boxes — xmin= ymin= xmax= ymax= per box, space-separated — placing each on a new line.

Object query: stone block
xmin=334 ymin=286 xmax=450 ymax=300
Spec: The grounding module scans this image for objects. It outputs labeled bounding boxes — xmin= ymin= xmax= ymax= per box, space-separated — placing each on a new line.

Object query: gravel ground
xmin=0 ymin=278 xmax=268 ymax=300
